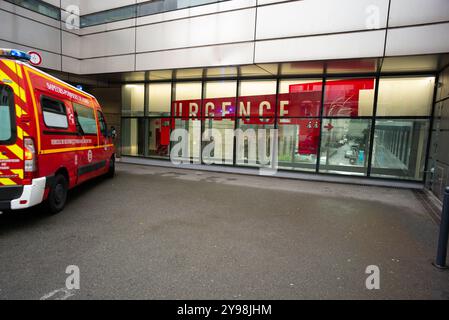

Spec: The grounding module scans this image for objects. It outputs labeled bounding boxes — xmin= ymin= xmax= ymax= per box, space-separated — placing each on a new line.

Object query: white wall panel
xmin=256 ymin=0 xmax=389 ymax=40
xmin=136 ymin=8 xmax=256 ymax=52
xmin=0 ymin=1 xmax=61 ymax=28
xmin=0 ymin=10 xmax=61 ymax=53
xmin=80 ymin=28 xmax=136 ymax=58
xmin=136 ymin=43 xmax=254 ymax=70
xmin=77 ymin=0 xmax=136 ymax=15
xmin=80 ymin=54 xmax=135 ymax=74
xmin=255 ymin=30 xmax=386 ymax=63
xmin=80 ymin=18 xmax=136 ymax=35
xmin=0 ymin=39 xmax=61 ymax=70
xmin=385 ymin=23 xmax=449 ymax=56
xmin=389 ymin=0 xmax=449 ymax=27
xmin=61 ymin=56 xmax=81 ymax=74
xmin=62 ymin=31 xmax=80 ymax=58
xmin=136 ymin=0 xmax=256 ymax=26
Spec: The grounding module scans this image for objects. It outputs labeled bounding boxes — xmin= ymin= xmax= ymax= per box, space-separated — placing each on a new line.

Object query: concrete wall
xmin=1 ymin=0 xmax=449 ymax=74
xmin=428 ymin=62 xmax=449 ymax=201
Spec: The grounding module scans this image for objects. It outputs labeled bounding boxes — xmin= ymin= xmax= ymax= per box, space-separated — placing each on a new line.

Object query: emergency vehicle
xmin=0 ymin=49 xmax=115 ymax=214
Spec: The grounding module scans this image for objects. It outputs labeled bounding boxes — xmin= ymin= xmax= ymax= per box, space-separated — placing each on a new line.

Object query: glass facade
xmin=81 ymin=0 xmax=228 ymax=28
xmin=121 ymin=74 xmax=435 ymax=181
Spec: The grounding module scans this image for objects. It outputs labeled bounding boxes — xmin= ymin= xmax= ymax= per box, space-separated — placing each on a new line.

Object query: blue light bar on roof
xmin=0 ymin=48 xmax=31 ymax=61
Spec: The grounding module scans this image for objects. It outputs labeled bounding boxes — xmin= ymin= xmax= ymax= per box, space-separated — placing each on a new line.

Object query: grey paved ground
xmin=0 ymin=163 xmax=448 ymax=300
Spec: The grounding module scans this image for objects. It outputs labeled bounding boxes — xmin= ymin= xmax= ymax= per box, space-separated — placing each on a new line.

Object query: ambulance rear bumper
xmin=0 ymin=177 xmax=46 ymax=211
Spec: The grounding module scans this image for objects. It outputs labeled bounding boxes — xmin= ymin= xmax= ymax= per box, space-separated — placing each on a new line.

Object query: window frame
xmin=40 ymin=95 xmax=69 ymax=130
xmin=0 ymin=84 xmax=17 ymax=145
xmin=73 ymin=103 xmax=98 ymax=136
xmin=97 ymin=110 xmax=108 ymax=137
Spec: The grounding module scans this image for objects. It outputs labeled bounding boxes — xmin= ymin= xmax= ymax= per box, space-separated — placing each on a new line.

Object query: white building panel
xmin=385 ymin=23 xmax=449 ymax=56
xmin=80 ymin=28 xmax=136 ymax=59
xmin=80 ymin=54 xmax=135 ymax=74
xmin=0 ymin=39 xmax=61 ymax=70
xmin=256 ymin=0 xmax=389 ymax=40
xmin=255 ymin=30 xmax=386 ymax=63
xmin=0 ymin=1 xmax=61 ymax=28
xmin=61 ymin=56 xmax=81 ymax=74
xmin=136 ymin=42 xmax=254 ymax=70
xmin=389 ymin=0 xmax=449 ymax=27
xmin=136 ymin=0 xmax=256 ymax=26
xmin=0 ymin=10 xmax=61 ymax=53
xmin=62 ymin=31 xmax=81 ymax=58
xmin=136 ymin=8 xmax=256 ymax=52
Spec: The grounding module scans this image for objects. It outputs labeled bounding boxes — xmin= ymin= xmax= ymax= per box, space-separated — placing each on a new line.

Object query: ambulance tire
xmin=46 ymin=174 xmax=68 ymax=214
xmin=106 ymin=156 xmax=115 ymax=178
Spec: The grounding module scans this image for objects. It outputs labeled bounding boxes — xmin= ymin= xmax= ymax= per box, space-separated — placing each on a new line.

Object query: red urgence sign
xmin=167 ymin=78 xmax=374 ymax=156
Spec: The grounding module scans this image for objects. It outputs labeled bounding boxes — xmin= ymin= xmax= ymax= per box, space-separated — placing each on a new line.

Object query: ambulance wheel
xmin=106 ymin=156 xmax=115 ymax=178
xmin=47 ymin=174 xmax=68 ymax=214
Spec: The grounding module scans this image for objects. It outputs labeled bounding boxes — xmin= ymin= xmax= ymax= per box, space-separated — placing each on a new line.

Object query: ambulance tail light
xmin=24 ymin=137 xmax=37 ymax=174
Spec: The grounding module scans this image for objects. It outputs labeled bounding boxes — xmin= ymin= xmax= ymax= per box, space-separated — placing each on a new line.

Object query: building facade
xmin=1 ymin=0 xmax=449 ymax=197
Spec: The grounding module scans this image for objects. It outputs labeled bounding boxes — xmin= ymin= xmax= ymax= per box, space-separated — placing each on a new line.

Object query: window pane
xmin=122 ymin=84 xmax=144 ymax=116
xmin=122 ymin=118 xmax=145 ymax=156
xmin=236 ymin=119 xmax=275 ymax=168
xmin=203 ymin=81 xmax=237 ymax=118
xmin=323 ymin=78 xmax=375 ymax=117
xmin=173 ymin=82 xmax=202 ymax=118
xmin=148 ymin=118 xmax=171 ymax=159
xmin=202 ymin=118 xmax=235 ymax=165
xmin=377 ymin=77 xmax=435 ymax=116
xmin=73 ymin=103 xmax=97 ymax=135
xmin=371 ymin=119 xmax=430 ymax=180
xmin=319 ymin=119 xmax=371 ymax=175
xmin=171 ymin=119 xmax=201 ymax=162
xmin=278 ymin=79 xmax=322 ymax=117
xmin=278 ymin=118 xmax=320 ymax=172
xmin=148 ymin=83 xmax=171 ymax=116
xmin=238 ymin=80 xmax=277 ymax=118
xmin=42 ymin=97 xmax=68 ymax=129
xmin=97 ymin=111 xmax=107 ymax=136
xmin=0 ymin=85 xmax=14 ymax=143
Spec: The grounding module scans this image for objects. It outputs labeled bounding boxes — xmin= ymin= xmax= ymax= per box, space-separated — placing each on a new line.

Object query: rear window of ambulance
xmin=0 ymin=84 xmax=16 ymax=145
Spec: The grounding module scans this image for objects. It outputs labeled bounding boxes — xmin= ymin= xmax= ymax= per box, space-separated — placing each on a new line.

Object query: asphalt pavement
xmin=0 ymin=163 xmax=448 ymax=299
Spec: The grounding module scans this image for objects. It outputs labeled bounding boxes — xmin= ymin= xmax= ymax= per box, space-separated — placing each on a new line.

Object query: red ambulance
xmin=0 ymin=49 xmax=115 ymax=214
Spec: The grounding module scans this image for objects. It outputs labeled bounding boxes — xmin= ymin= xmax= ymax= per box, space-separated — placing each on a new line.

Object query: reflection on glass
xmin=204 ymin=81 xmax=237 ymax=118
xmin=172 ymin=119 xmax=201 ymax=162
xmin=236 ymin=119 xmax=275 ymax=168
xmin=319 ymin=119 xmax=371 ymax=175
xmin=323 ymin=78 xmax=375 ymax=117
xmin=122 ymin=118 xmax=145 ymax=156
xmin=202 ymin=119 xmax=235 ymax=165
xmin=278 ymin=119 xmax=319 ymax=172
xmin=122 ymin=84 xmax=145 ymax=116
xmin=148 ymin=83 xmax=171 ymax=116
xmin=239 ymin=80 xmax=277 ymax=118
xmin=377 ymin=77 xmax=435 ymax=116
xmin=371 ymin=120 xmax=429 ymax=180
xmin=278 ymin=79 xmax=323 ymax=117
xmin=173 ymin=82 xmax=202 ymax=118
xmin=148 ymin=118 xmax=171 ymax=159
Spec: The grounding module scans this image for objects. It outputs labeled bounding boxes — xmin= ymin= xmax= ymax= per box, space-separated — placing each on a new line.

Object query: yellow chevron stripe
xmin=15 ymin=104 xmax=28 ymax=117
xmin=11 ymin=169 xmax=24 ymax=179
xmin=0 ymin=152 xmax=8 ymax=160
xmin=2 ymin=60 xmax=19 ymax=77
xmin=16 ymin=64 xmax=23 ymax=79
xmin=16 ymin=126 xmax=28 ymax=140
xmin=6 ymin=144 xmax=23 ymax=160
xmin=0 ymin=171 xmax=16 ymax=186
xmin=0 ymin=69 xmax=26 ymax=103
xmin=0 ymin=178 xmax=16 ymax=186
